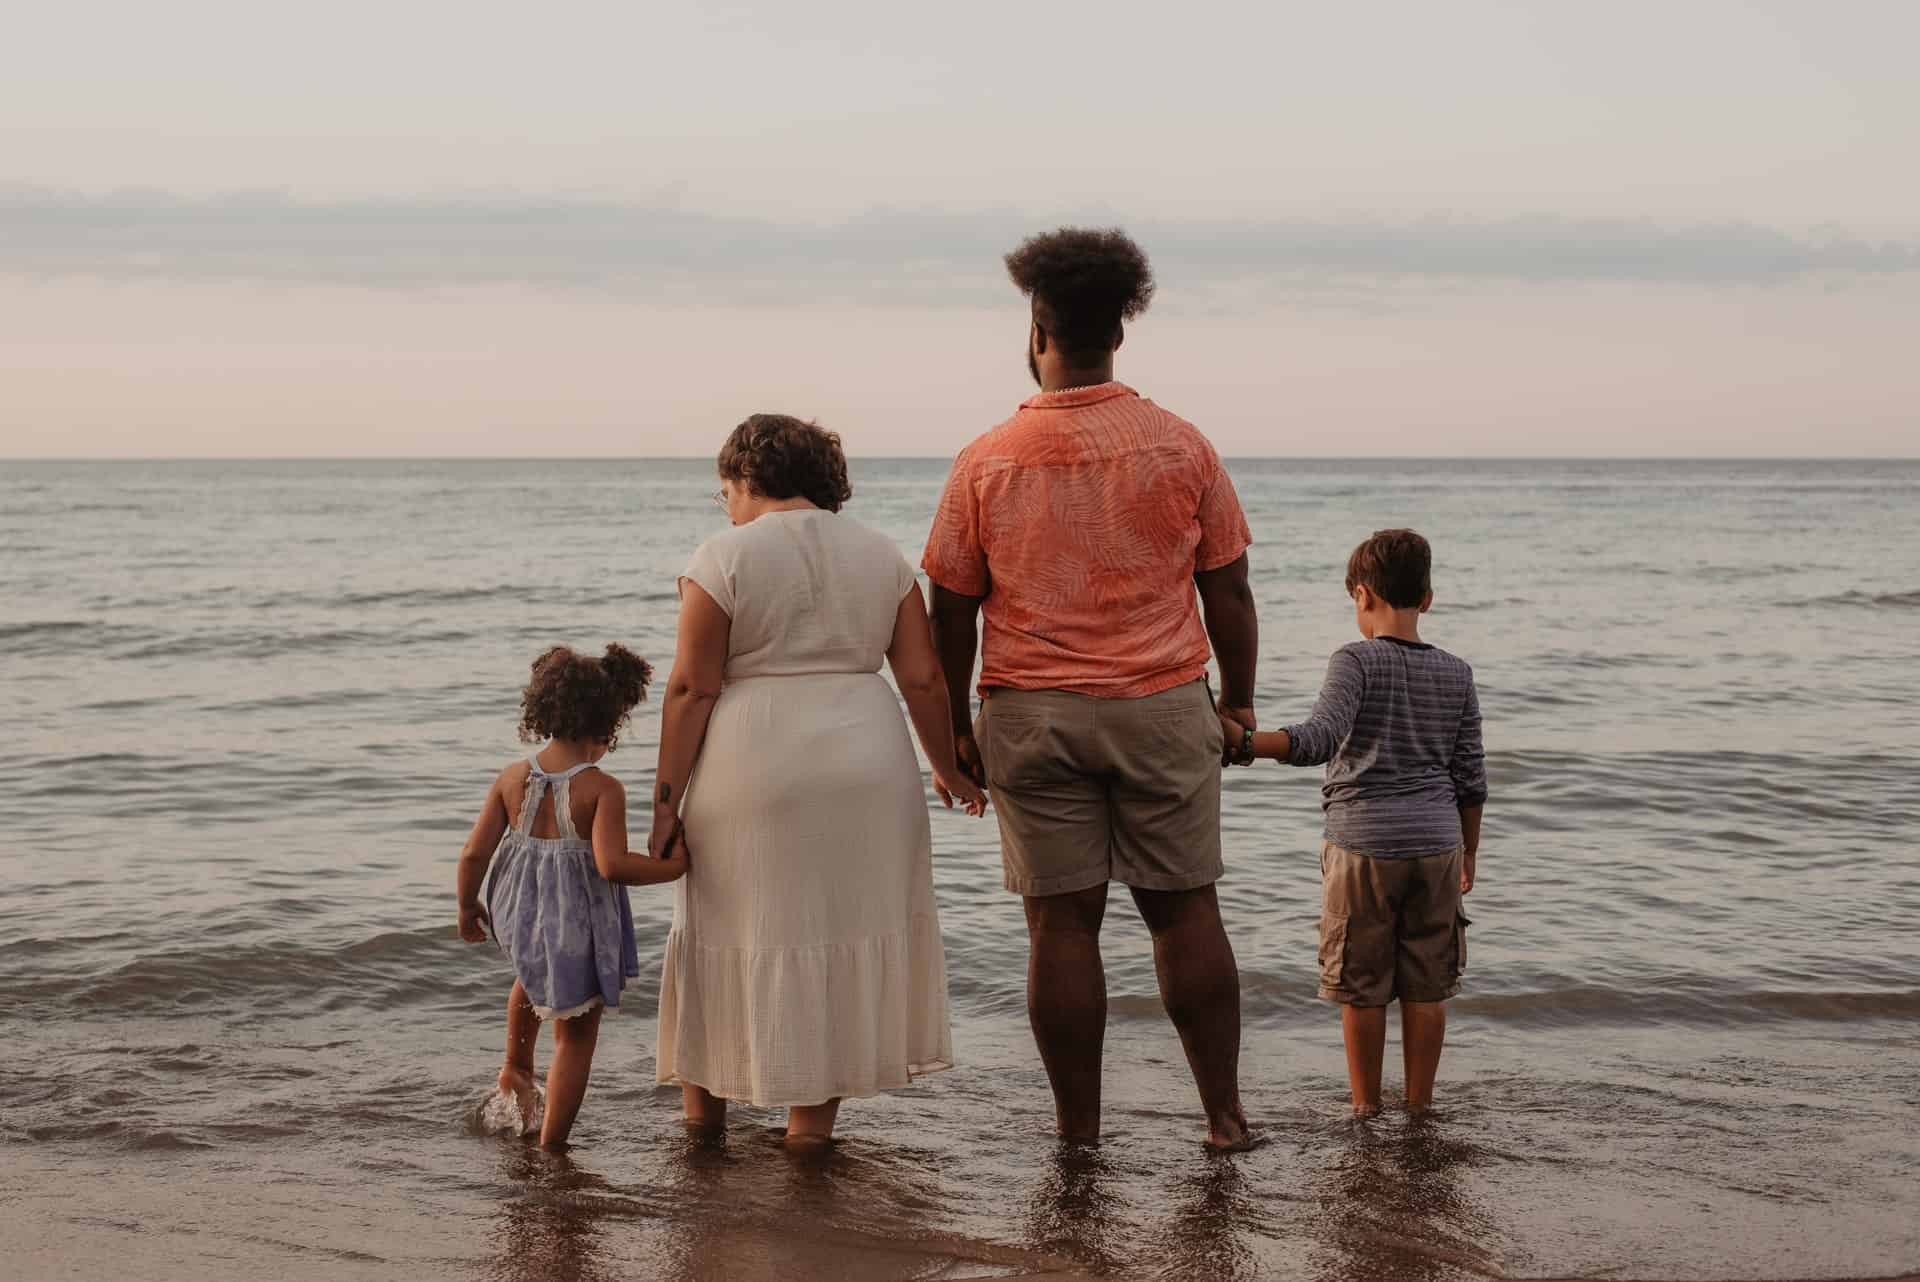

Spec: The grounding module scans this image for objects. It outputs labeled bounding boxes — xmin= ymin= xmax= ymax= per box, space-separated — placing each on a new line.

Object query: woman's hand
xmin=457 ymin=900 xmax=490 ymax=943
xmin=933 ymin=764 xmax=989 ymax=817
xmin=648 ymin=810 xmax=687 ymax=862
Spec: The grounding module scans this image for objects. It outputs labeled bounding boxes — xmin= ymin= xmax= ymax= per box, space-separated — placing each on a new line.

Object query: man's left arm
xmin=1195 ymin=552 xmax=1258 ymax=729
xmin=1192 ymin=450 xmax=1258 ymax=730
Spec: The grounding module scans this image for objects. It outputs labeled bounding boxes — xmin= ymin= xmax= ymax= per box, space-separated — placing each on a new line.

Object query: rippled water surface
xmin=3 ymin=458 xmax=1917 ymax=1281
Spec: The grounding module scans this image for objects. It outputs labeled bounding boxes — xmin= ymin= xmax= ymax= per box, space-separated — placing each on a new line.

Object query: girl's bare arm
xmin=455 ymin=774 xmax=511 ymax=941
xmin=589 ymin=776 xmax=687 ymax=885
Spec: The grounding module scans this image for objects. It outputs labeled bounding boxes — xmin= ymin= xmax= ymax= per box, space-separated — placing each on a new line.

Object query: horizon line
xmin=4 ymin=454 xmax=1919 ymax=464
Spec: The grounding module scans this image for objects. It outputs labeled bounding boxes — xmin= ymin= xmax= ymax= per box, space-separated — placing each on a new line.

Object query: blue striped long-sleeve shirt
xmin=1284 ymin=635 xmax=1487 ymax=858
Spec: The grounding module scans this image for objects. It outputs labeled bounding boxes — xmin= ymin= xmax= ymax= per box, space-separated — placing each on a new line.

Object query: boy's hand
xmin=1461 ymin=851 xmax=1477 ymax=895
xmin=457 ymin=901 xmax=490 ymax=943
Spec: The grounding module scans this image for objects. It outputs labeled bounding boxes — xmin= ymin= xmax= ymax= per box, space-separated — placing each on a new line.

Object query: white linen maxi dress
xmin=655 ymin=509 xmax=954 ymax=1106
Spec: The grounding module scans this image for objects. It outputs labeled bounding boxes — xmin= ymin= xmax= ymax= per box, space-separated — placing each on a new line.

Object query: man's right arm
xmin=921 ymin=447 xmax=990 ymax=784
xmin=929 ymin=584 xmax=987 ymax=786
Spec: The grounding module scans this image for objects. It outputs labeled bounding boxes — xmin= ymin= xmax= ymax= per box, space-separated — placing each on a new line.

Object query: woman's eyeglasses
xmin=711 ymin=490 xmax=727 ymax=508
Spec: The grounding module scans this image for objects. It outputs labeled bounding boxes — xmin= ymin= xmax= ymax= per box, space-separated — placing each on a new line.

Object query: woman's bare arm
xmin=886 ymin=584 xmax=986 ymax=815
xmin=649 ymin=580 xmax=731 ymax=856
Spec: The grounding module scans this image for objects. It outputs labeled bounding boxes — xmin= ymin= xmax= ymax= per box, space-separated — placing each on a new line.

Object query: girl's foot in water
xmin=498 ymin=1065 xmax=539 ymax=1134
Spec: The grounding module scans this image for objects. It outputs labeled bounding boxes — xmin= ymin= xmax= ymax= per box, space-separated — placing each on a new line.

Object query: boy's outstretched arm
xmin=1241 ymin=650 xmax=1362 ymax=764
xmin=590 ymin=777 xmax=687 ymax=886
xmin=456 ymin=774 xmax=511 ymax=941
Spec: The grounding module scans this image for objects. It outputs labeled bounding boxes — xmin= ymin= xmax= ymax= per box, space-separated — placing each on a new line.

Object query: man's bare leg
xmin=1341 ymin=1004 xmax=1387 ymax=1116
xmin=1400 ymin=1000 xmax=1447 ymax=1112
xmin=1131 ymin=884 xmax=1251 ymax=1149
xmin=1024 ymin=883 xmax=1110 ymax=1141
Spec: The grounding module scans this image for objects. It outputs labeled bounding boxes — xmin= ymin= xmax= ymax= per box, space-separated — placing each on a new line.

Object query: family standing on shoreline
xmin=454 ymin=228 xmax=1488 ymax=1152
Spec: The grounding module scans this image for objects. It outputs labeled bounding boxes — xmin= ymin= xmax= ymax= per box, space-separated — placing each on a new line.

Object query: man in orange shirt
xmin=924 ymin=228 xmax=1260 ymax=1150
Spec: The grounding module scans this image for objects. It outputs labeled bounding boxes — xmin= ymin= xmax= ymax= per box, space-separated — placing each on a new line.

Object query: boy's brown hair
xmin=1345 ymin=528 xmax=1432 ymax=609
xmin=517 ymin=644 xmax=652 ymax=749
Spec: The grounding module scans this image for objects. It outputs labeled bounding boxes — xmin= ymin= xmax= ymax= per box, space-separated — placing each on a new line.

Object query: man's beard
xmin=1026 ymin=344 xmax=1042 ymax=389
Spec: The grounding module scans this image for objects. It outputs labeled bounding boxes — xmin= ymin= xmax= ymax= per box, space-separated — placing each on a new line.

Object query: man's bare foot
xmin=1203 ymin=1124 xmax=1264 ymax=1153
xmin=1202 ymin=1106 xmax=1260 ymax=1152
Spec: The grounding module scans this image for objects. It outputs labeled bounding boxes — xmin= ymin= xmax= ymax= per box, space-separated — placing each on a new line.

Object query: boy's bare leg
xmin=681 ymin=1083 xmax=727 ymax=1131
xmin=785 ymin=1098 xmax=841 ymax=1146
xmin=499 ymin=980 xmax=541 ymax=1118
xmin=1400 ymin=1000 xmax=1447 ymax=1111
xmin=1131 ymin=884 xmax=1251 ymax=1150
xmin=1024 ymin=883 xmax=1110 ymax=1141
xmin=539 ymin=1005 xmax=603 ymax=1149
xmin=1341 ymin=1004 xmax=1388 ymax=1115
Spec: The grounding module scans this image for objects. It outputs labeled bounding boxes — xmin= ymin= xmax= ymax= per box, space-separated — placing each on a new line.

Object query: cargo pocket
xmin=1452 ymin=910 xmax=1472 ymax=981
xmin=1318 ymin=910 xmax=1351 ymax=992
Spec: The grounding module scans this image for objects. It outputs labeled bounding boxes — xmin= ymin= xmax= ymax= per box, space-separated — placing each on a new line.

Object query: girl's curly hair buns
xmin=517 ymin=643 xmax=653 ymax=749
xmin=717 ymin=414 xmax=853 ymax=513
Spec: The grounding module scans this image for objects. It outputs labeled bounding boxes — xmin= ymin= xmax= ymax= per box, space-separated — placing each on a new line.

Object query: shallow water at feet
xmin=2 ymin=458 xmax=1917 ymax=1280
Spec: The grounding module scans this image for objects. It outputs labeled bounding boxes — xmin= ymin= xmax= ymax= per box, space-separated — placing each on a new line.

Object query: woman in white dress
xmin=649 ymin=414 xmax=987 ymax=1144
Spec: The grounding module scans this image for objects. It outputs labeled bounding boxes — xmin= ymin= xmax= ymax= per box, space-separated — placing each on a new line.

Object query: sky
xmin=3 ymin=0 xmax=1917 ymax=458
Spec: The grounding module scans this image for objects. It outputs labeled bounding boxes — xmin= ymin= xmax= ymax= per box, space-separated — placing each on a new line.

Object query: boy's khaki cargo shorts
xmin=1318 ymin=841 xmax=1469 ymax=1007
xmin=975 ymin=680 xmax=1225 ymax=897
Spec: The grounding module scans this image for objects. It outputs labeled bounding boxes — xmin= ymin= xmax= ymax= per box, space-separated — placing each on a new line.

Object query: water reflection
xmin=1305 ymin=1113 xmax=1502 ymax=1282
xmin=1021 ymin=1141 xmax=1126 ymax=1275
xmin=483 ymin=1146 xmax=621 ymax=1282
xmin=1157 ymin=1155 xmax=1265 ymax=1281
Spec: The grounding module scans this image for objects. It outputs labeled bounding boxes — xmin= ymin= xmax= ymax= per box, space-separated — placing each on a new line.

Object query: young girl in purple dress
xmin=454 ymin=644 xmax=687 ymax=1149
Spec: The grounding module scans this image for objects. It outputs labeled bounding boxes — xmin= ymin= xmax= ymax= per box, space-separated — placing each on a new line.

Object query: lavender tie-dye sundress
xmin=484 ymin=756 xmax=640 ymax=1020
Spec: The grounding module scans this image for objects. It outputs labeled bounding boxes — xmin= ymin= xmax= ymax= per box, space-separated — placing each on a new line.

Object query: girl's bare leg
xmin=1400 ymin=1000 xmax=1447 ymax=1112
xmin=539 ymin=1005 xmax=603 ymax=1149
xmin=681 ymin=1083 xmax=727 ymax=1131
xmin=499 ymin=980 xmax=541 ymax=1119
xmin=1341 ymin=1004 xmax=1387 ymax=1115
xmin=786 ymin=1098 xmax=841 ymax=1146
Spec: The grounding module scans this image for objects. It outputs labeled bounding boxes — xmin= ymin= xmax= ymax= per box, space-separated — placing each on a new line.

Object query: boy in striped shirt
xmin=1228 ymin=528 xmax=1486 ymax=1115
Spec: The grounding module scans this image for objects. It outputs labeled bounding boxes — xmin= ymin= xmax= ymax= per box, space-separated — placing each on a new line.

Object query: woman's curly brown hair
xmin=517 ymin=643 xmax=653 ymax=750
xmin=717 ymin=414 xmax=853 ymax=513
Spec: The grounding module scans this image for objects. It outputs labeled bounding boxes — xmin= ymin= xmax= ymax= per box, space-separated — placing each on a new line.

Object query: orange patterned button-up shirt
xmin=922 ymin=383 xmax=1252 ymax=700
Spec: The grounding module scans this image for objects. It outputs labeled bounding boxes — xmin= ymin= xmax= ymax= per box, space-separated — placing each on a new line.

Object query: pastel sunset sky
xmin=4 ymin=1 xmax=1916 ymax=457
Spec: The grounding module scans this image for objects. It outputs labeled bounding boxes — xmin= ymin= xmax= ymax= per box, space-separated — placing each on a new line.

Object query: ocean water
xmin=2 ymin=457 xmax=1917 ymax=1282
